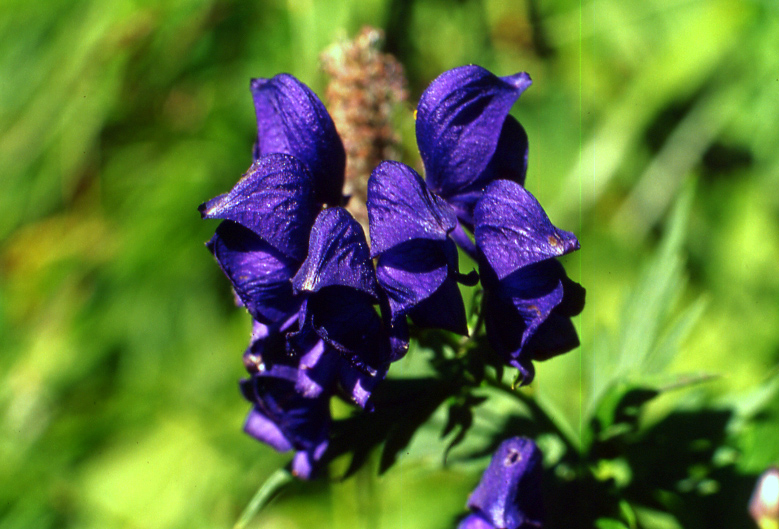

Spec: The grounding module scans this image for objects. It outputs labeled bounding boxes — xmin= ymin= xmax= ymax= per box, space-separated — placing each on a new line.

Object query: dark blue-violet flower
xmin=416 ymin=65 xmax=531 ymax=233
xmin=199 ymin=153 xmax=320 ymax=338
xmin=458 ymin=437 xmax=544 ymax=529
xmin=288 ymin=207 xmax=394 ymax=409
xmin=474 ymin=179 xmax=584 ymax=384
xmin=251 ymin=73 xmax=345 ymax=207
xmin=240 ymin=364 xmax=330 ymax=480
xmin=367 ymin=160 xmax=476 ymax=336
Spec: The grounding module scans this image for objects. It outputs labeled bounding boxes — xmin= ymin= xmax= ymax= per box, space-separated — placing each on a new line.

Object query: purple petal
xmin=457 ymin=514 xmax=496 ymax=529
xmin=416 ymin=65 xmax=531 ymax=220
xmin=241 ymin=366 xmax=330 ymax=479
xmin=240 ymin=365 xmax=331 ymax=454
xmin=243 ymin=409 xmax=294 ymax=452
xmin=523 ymin=276 xmax=585 ymax=361
xmin=408 ymin=275 xmax=468 ymax=335
xmin=475 ymin=180 xmax=579 ymax=281
xmin=482 ymin=261 xmax=567 ymax=383
xmin=293 ymin=208 xmax=378 ymax=298
xmin=305 ymin=287 xmax=390 ymax=371
xmin=366 ymin=161 xmax=457 ymax=256
xmin=338 ymin=364 xmax=385 ymax=410
xmin=467 ymin=437 xmax=544 ymax=529
xmin=445 ymin=116 xmax=530 ymax=227
xmin=483 ymin=292 xmax=534 ymax=383
xmin=375 ymin=240 xmax=449 ymax=317
xmin=207 ymin=222 xmax=301 ymax=325
xmin=293 ymin=337 xmax=336 ymax=399
xmin=291 ymin=440 xmax=329 ymax=480
xmin=382 ymin=303 xmax=410 ymax=363
xmin=524 ymin=312 xmax=580 ymax=362
xmin=199 ymin=153 xmax=318 ymax=262
xmin=251 ymin=74 xmax=345 ymax=206
xmin=243 ymin=318 xmax=295 ymax=373
xmin=376 ymin=239 xmax=467 ymax=335
xmin=553 ymin=275 xmax=586 ymax=317
xmin=289 ymin=320 xmax=386 ymax=409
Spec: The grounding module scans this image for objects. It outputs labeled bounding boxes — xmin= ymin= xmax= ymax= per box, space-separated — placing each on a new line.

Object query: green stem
xmin=234 ymin=467 xmax=294 ymax=529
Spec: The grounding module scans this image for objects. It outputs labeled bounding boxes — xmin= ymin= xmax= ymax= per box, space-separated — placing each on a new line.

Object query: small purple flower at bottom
xmin=459 ymin=437 xmax=544 ymax=529
xmin=240 ymin=364 xmax=330 ymax=480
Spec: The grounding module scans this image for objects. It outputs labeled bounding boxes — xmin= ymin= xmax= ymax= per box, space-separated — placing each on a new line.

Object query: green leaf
xmin=595 ymin=518 xmax=630 ymax=529
xmin=632 ymin=506 xmax=684 ymax=529
xmin=589 ymin=179 xmax=704 ymax=416
xmin=588 ymin=382 xmax=659 ymax=448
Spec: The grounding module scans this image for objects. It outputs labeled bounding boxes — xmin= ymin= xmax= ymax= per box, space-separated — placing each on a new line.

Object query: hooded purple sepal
xmin=293 ymin=207 xmax=379 ymax=299
xmin=206 ymin=223 xmax=302 ymax=326
xmin=466 ymin=437 xmax=544 ymax=529
xmin=475 ymin=180 xmax=579 ymax=281
xmin=199 ymin=153 xmax=319 ymax=263
xmin=416 ymin=65 xmax=531 ymax=225
xmin=367 ymin=161 xmax=469 ymax=335
xmin=250 ymin=74 xmax=345 ymax=206
xmin=366 ymin=161 xmax=457 ymax=256
xmin=240 ymin=365 xmax=331 ymax=480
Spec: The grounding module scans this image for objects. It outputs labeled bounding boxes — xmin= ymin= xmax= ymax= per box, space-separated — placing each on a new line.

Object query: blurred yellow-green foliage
xmin=1 ymin=0 xmax=778 ymax=527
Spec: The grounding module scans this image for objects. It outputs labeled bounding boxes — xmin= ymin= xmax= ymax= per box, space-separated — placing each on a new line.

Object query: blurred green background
xmin=2 ymin=0 xmax=778 ymax=527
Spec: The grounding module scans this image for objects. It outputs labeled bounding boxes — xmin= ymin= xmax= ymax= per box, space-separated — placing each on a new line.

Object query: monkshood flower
xmin=367 ymin=160 xmax=477 ymax=336
xmin=458 ymin=437 xmax=543 ymax=529
xmin=288 ymin=207 xmax=396 ymax=409
xmin=250 ymin=73 xmax=346 ymax=207
xmin=474 ymin=179 xmax=584 ymax=384
xmin=199 ymin=154 xmax=320 ymax=358
xmin=416 ymin=65 xmax=531 ymax=252
xmin=240 ymin=364 xmax=330 ymax=480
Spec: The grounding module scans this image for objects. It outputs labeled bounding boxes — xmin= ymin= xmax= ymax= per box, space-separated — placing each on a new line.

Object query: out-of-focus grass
xmin=1 ymin=0 xmax=778 ymax=527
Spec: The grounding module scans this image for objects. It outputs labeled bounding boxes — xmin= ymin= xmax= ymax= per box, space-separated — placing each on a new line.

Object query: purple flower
xmin=200 ymin=153 xmax=320 ymax=334
xmin=416 ymin=65 xmax=531 ymax=235
xmin=474 ymin=179 xmax=584 ymax=384
xmin=367 ymin=161 xmax=477 ymax=336
xmin=458 ymin=437 xmax=544 ymax=529
xmin=250 ymin=73 xmax=346 ymax=207
xmin=240 ymin=364 xmax=330 ymax=480
xmin=288 ymin=207 xmax=395 ymax=409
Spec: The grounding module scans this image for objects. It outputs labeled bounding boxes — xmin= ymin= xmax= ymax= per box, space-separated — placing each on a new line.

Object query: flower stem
xmin=234 ymin=467 xmax=294 ymax=529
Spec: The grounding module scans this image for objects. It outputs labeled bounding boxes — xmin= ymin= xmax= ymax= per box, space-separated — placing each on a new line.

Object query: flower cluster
xmin=200 ymin=65 xmax=583 ymax=481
